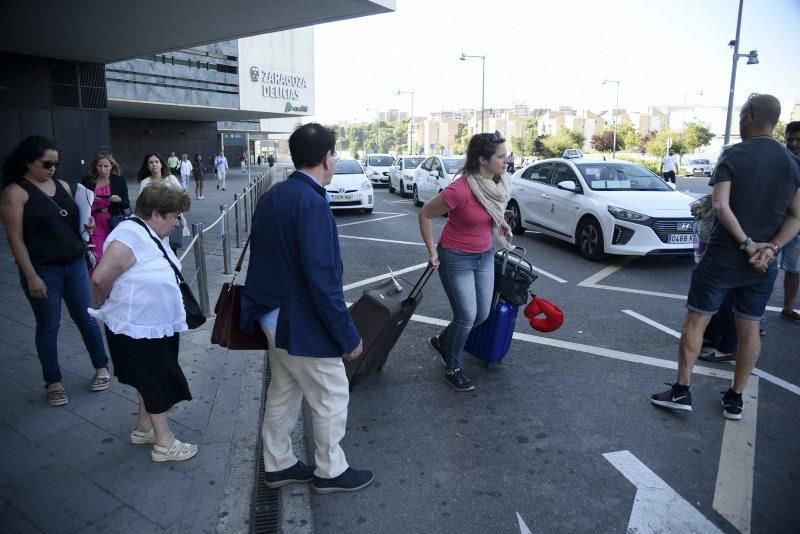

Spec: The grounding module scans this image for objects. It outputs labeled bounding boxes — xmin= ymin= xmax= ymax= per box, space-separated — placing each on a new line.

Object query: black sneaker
xmin=650 ymin=382 xmax=692 ymax=412
xmin=216 ymin=184 xmax=220 ymax=190
xmin=445 ymin=368 xmax=475 ymax=392
xmin=428 ymin=335 xmax=447 ymax=366
xmin=264 ymin=460 xmax=315 ymax=488
xmin=721 ymin=389 xmax=743 ymax=420
xmin=312 ymin=467 xmax=374 ymax=494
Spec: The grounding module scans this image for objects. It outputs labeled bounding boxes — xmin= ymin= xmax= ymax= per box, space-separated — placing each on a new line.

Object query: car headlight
xmin=360 ymin=180 xmax=372 ymax=190
xmin=607 ymin=206 xmax=650 ymax=222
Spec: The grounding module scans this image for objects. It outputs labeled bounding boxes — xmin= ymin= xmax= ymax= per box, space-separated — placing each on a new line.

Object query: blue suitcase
xmin=464 ymin=300 xmax=518 ymax=368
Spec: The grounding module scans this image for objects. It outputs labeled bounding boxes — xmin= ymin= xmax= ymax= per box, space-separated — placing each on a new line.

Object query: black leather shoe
xmin=264 ymin=460 xmax=315 ymax=488
xmin=312 ymin=467 xmax=374 ymax=494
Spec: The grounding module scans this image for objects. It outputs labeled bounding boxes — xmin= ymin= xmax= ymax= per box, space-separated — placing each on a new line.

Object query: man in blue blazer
xmin=240 ymin=123 xmax=373 ymax=494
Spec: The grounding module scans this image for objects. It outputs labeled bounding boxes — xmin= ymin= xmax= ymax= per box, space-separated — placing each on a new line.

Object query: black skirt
xmin=105 ymin=327 xmax=192 ymax=414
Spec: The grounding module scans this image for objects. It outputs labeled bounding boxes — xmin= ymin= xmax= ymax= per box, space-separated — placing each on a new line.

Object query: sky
xmin=311 ymin=0 xmax=800 ymax=123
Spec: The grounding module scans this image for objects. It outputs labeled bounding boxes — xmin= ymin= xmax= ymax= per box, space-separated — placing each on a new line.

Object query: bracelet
xmin=739 ymin=237 xmax=752 ymax=251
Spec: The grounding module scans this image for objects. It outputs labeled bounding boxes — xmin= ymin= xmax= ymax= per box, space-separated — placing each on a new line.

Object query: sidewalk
xmin=0 ymin=168 xmax=278 ymax=533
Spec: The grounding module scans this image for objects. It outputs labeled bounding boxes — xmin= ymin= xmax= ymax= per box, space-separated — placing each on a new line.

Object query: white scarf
xmin=464 ymin=172 xmax=514 ymax=250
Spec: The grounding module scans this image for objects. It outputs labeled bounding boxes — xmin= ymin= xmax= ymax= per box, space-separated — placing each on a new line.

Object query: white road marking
xmin=713 ymin=377 xmax=758 ymax=534
xmin=390 ymin=199 xmax=413 ymax=203
xmin=516 ymin=512 xmax=532 ymax=534
xmin=342 ymin=262 xmax=428 ymax=292
xmin=339 ymin=235 xmax=426 ymax=246
xmin=604 ymin=450 xmax=723 ymax=533
xmin=529 ymin=266 xmax=568 ymax=284
xmin=577 ymin=257 xmax=636 ymax=286
xmin=370 ymin=211 xmax=403 ymax=215
xmin=337 ymin=214 xmax=407 ymax=227
xmin=622 ymin=310 xmax=681 ymax=338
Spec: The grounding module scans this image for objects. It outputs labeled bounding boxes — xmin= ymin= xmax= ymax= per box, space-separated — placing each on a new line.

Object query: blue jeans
xmin=20 ymin=258 xmax=108 ymax=385
xmin=437 ymin=245 xmax=494 ymax=370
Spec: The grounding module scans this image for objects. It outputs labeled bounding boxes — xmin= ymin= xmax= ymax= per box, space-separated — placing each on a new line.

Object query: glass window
xmin=421 ymin=158 xmax=433 ymax=171
xmin=431 ymin=158 xmax=442 ymax=175
xmin=526 ymin=162 xmax=555 ymax=184
xmin=367 ymin=156 xmax=394 ymax=166
xmin=552 ymin=163 xmax=579 ymax=186
xmin=394 ymin=158 xmax=402 ymax=169
xmin=334 ymin=159 xmax=363 ymax=174
xmin=575 ymin=163 xmax=670 ymax=191
xmin=405 ymin=157 xmax=424 ymax=169
xmin=442 ymin=157 xmax=465 ymax=175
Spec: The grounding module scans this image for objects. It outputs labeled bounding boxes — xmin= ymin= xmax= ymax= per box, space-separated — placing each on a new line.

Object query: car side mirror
xmin=666 ymin=181 xmax=677 ymax=190
xmin=557 ymin=180 xmax=578 ymax=192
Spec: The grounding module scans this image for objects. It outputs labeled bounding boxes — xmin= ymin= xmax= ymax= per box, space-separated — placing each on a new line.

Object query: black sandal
xmin=698 ymin=348 xmax=735 ymax=362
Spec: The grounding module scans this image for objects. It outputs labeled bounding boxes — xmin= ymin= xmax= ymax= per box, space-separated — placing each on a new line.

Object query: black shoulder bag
xmin=129 ymin=217 xmax=206 ymax=329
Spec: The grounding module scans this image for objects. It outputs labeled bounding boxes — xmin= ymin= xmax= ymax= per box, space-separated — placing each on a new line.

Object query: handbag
xmin=494 ymin=246 xmax=538 ymax=306
xmin=129 ymin=218 xmax=206 ymax=329
xmin=211 ymin=232 xmax=268 ymax=349
xmin=109 ymin=207 xmax=131 ymax=230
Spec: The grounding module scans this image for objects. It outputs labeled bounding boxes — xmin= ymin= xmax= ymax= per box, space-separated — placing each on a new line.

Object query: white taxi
xmin=326 ymin=158 xmax=374 ymax=213
xmin=388 ymin=155 xmax=425 ymax=197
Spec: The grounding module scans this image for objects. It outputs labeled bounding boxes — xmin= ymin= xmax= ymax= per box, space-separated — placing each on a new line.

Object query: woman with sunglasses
xmin=81 ymin=153 xmax=129 ymax=269
xmin=418 ymin=131 xmax=513 ymax=392
xmin=136 ymin=152 xmax=184 ymax=253
xmin=0 ymin=136 xmax=110 ymax=405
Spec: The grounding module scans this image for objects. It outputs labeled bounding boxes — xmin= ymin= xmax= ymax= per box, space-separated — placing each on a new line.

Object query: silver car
xmin=684 ymin=158 xmax=713 ymax=177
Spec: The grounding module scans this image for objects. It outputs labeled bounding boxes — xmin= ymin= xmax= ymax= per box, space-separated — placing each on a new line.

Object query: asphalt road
xmin=310 ymin=179 xmax=798 ymax=533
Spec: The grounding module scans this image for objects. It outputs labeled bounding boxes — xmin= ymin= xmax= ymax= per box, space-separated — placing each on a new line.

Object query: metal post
xmin=221 ymin=205 xmax=231 ymax=274
xmin=724 ymin=0 xmax=745 ymax=145
xmin=191 ymin=223 xmax=210 ymax=316
xmin=246 ymin=132 xmax=252 ymax=183
xmin=233 ymin=193 xmax=241 ymax=248
xmin=243 ymin=187 xmax=249 ymax=233
xmin=480 ymin=56 xmax=485 ymax=133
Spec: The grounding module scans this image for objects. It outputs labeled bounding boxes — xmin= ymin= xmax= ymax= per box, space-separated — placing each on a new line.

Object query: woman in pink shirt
xmin=418 ymin=132 xmax=513 ymax=391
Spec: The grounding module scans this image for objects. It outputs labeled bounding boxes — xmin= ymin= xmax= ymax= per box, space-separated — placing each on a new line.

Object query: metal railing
xmin=178 ymin=166 xmax=293 ymax=316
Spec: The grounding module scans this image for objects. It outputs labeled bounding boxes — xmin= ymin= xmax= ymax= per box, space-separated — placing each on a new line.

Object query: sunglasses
xmin=488 ymin=130 xmax=503 ymax=142
xmin=39 ymin=160 xmax=60 ymax=169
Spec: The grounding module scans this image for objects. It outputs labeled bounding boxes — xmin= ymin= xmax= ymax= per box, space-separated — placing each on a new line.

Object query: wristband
xmin=739 ymin=237 xmax=752 ymax=251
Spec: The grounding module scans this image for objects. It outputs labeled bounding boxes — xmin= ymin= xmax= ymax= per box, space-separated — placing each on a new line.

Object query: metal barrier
xmin=177 ymin=166 xmax=293 ymax=317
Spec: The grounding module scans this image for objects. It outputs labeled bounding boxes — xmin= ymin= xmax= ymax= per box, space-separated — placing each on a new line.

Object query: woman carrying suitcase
xmin=418 ymin=131 xmax=513 ymax=391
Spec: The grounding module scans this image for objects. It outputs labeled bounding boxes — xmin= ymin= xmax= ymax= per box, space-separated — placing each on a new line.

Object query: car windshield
xmin=367 ymin=156 xmax=394 ymax=166
xmin=405 ymin=157 xmax=424 ymax=168
xmin=576 ymin=163 xmax=671 ymax=191
xmin=334 ymin=159 xmax=363 ymax=174
xmin=443 ymin=158 xmax=465 ymax=174
xmin=691 ymin=159 xmax=710 ymax=165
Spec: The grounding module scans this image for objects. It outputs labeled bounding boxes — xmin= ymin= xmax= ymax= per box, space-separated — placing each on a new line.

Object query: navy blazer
xmin=239 ymin=172 xmax=360 ymax=357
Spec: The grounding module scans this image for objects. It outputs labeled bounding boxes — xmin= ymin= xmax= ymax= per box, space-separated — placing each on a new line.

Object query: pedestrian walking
xmin=167 ymin=151 xmax=180 ymax=177
xmin=240 ymin=123 xmax=374 ymax=494
xmin=90 ymin=184 xmax=198 ymax=462
xmin=240 ymin=153 xmax=247 ymax=173
xmin=660 ymin=147 xmax=679 ymax=184
xmin=81 ymin=152 xmax=129 ymax=270
xmin=178 ymin=153 xmax=192 ymax=190
xmin=136 ymin=153 xmax=184 ymax=253
xmin=0 ymin=136 xmax=110 ymax=405
xmin=650 ymin=93 xmax=800 ymax=420
xmin=419 ymin=131 xmax=513 ymax=391
xmin=507 ymin=151 xmax=515 ymax=174
xmin=268 ymin=154 xmax=275 ymax=168
xmin=257 ymin=155 xmax=262 ymax=166
xmin=193 ymin=154 xmax=206 ymax=200
xmin=214 ymin=150 xmax=229 ymax=190
xmin=779 ymin=120 xmax=800 ymax=323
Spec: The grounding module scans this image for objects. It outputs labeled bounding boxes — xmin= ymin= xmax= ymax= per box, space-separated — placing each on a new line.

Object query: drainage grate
xmin=250 ymin=356 xmax=280 ymax=533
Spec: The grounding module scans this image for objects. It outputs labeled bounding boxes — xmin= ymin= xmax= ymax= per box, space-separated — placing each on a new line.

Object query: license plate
xmin=668 ymin=233 xmax=694 ymax=244
xmin=331 ymin=194 xmax=354 ymax=201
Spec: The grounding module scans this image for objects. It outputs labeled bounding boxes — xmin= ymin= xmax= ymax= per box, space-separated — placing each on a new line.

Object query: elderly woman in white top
xmin=90 ymin=184 xmax=197 ymax=462
xmin=136 ymin=152 xmax=186 ymax=252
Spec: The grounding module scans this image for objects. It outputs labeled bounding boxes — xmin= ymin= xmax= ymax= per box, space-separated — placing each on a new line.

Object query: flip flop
xmin=780 ymin=310 xmax=800 ymax=323
xmin=698 ymin=348 xmax=736 ymax=362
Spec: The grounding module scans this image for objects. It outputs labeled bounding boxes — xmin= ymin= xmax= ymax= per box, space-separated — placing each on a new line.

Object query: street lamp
xmin=603 ymin=79 xmax=621 ymax=158
xmin=723 ymin=0 xmax=759 ymax=145
xmin=460 ymin=52 xmax=486 ymax=132
xmin=397 ymin=89 xmax=415 ymax=154
xmin=683 ymin=90 xmax=703 ymax=130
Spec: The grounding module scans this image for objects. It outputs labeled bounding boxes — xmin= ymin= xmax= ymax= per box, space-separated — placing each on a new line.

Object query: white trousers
xmin=217 ymin=170 xmax=226 ymax=188
xmin=261 ymin=328 xmax=350 ymax=479
xmin=180 ymin=173 xmax=190 ymax=190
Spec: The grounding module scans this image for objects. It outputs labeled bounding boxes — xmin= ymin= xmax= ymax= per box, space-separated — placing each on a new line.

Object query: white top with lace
xmin=88 ymin=218 xmax=187 ymax=338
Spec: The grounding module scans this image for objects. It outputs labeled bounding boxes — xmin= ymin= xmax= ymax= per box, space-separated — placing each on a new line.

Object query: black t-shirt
xmin=19 ymin=180 xmax=85 ymax=265
xmin=709 ymin=137 xmax=800 ymax=248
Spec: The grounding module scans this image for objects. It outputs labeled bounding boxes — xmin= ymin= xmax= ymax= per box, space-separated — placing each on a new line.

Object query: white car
xmin=388 ymin=155 xmax=425 ymax=197
xmin=412 ymin=155 xmax=466 ymax=206
xmin=506 ymin=157 xmax=696 ymax=260
xmin=363 ymin=154 xmax=395 ymax=186
xmin=684 ymin=158 xmax=714 ymax=177
xmin=326 ymin=158 xmax=374 ymax=213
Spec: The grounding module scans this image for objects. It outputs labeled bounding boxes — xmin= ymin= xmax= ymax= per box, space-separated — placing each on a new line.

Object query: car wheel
xmin=389 ymin=181 xmax=396 ymax=194
xmin=577 ymin=217 xmax=605 ymax=260
xmin=399 ymin=180 xmax=406 ymax=198
xmin=507 ymin=201 xmax=525 ymax=235
xmin=363 ymin=208 xmax=373 ymax=214
xmin=413 ymin=186 xmax=423 ymax=207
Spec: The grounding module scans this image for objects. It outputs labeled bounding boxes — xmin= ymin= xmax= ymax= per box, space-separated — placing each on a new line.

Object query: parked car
xmin=412 ymin=155 xmax=466 ymax=206
xmin=326 ymin=158 xmax=374 ymax=213
xmin=684 ymin=158 xmax=714 ymax=177
xmin=388 ymin=155 xmax=425 ymax=197
xmin=506 ymin=157 xmax=695 ymax=260
xmin=363 ymin=154 xmax=395 ymax=186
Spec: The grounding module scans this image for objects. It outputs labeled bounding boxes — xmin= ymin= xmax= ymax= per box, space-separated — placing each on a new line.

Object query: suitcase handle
xmin=401 ymin=265 xmax=434 ymax=308
xmin=498 ymin=246 xmax=530 ymax=276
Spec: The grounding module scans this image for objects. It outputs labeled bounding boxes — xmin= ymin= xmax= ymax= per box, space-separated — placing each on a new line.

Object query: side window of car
xmin=552 ymin=163 xmax=579 ymax=186
xmin=431 ymin=158 xmax=442 ymax=176
xmin=528 ymin=162 xmax=554 ymax=184
xmin=421 ymin=158 xmax=432 ymax=171
xmin=395 ymin=158 xmax=402 ymax=169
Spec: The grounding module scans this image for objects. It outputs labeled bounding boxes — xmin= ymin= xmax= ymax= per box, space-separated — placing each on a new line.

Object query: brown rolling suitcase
xmin=345 ymin=267 xmax=433 ymax=388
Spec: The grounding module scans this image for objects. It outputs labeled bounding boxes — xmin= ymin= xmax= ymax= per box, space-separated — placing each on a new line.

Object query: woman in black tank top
xmin=0 ymin=136 xmax=109 ymax=406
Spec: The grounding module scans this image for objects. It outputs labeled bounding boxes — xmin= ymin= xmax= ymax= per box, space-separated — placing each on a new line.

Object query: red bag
xmin=524 ymin=296 xmax=564 ymax=333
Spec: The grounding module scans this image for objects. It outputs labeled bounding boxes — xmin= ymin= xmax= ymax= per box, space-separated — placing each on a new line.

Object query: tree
xmin=453 ymin=123 xmax=469 ymax=154
xmin=645 ymin=129 xmax=686 ymax=157
xmin=773 ymin=120 xmax=786 ymax=144
xmin=684 ymin=122 xmax=714 ymax=152
xmin=591 ymin=129 xmax=616 ymax=152
xmin=541 ymin=128 xmax=585 ymax=158
xmin=616 ymin=123 xmax=639 ymax=152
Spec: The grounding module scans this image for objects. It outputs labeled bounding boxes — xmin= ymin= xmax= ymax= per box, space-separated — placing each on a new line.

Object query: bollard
xmin=221 ymin=204 xmax=231 ymax=274
xmin=191 ymin=223 xmax=210 ymax=316
xmin=243 ymin=187 xmax=249 ymax=233
xmin=233 ymin=193 xmax=241 ymax=248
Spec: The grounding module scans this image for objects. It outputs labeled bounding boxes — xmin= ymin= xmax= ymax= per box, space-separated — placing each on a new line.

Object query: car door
xmin=420 ymin=158 xmax=440 ymax=203
xmin=390 ymin=158 xmax=402 ymax=190
xmin=415 ymin=157 xmax=433 ymax=200
xmin=516 ymin=162 xmax=555 ymax=229
xmin=547 ymin=163 xmax=584 ymax=237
